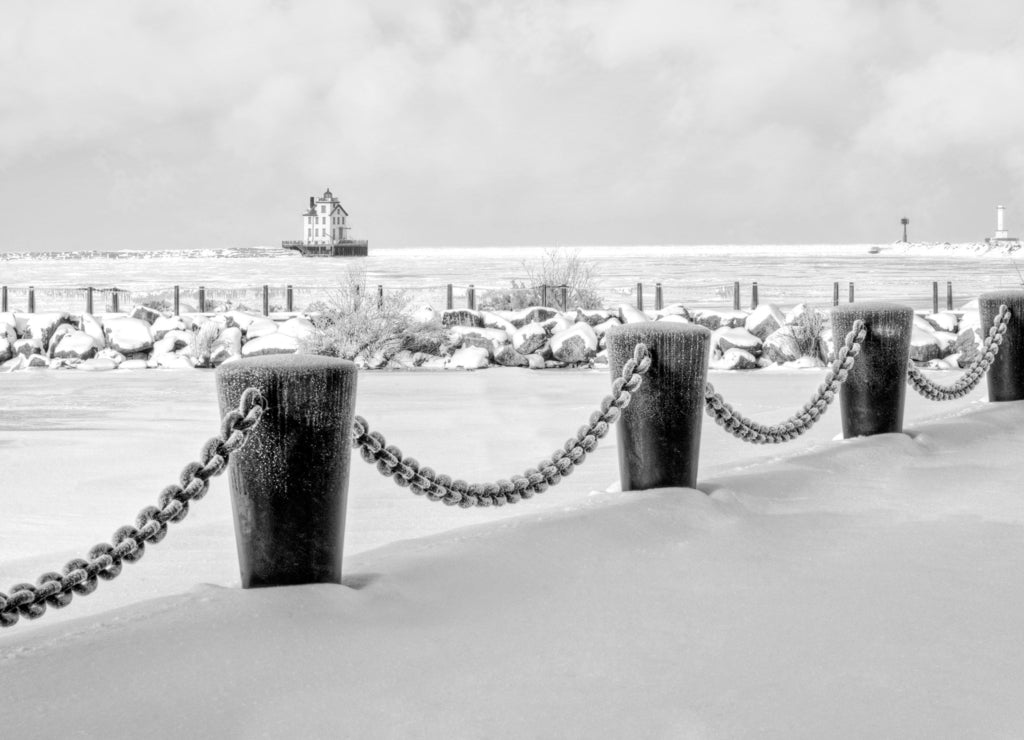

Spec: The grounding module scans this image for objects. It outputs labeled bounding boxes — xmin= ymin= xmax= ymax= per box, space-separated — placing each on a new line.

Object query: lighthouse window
xmin=320 ymin=205 xmax=326 ymax=214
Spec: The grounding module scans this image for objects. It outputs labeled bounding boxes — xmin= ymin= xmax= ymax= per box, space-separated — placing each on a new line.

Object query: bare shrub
xmin=791 ymin=307 xmax=828 ymax=362
xmin=480 ymin=248 xmax=604 ymax=310
xmin=301 ymin=267 xmax=448 ymax=361
xmin=189 ymin=320 xmax=221 ymax=368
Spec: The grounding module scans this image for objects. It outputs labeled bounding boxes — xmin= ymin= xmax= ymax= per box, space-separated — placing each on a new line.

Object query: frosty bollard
xmin=831 ymin=302 xmax=913 ymax=438
xmin=979 ymin=290 xmax=1024 ymax=401
xmin=216 ymin=355 xmax=357 ymax=588
xmin=607 ymin=322 xmax=711 ymax=490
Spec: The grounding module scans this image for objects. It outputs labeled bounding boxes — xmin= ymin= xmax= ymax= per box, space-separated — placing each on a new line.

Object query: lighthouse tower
xmin=995 ymin=205 xmax=1009 ymax=240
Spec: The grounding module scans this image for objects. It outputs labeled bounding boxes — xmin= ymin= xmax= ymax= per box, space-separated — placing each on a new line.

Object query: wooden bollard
xmin=979 ymin=290 xmax=1024 ymax=401
xmin=607 ymin=322 xmax=711 ymax=490
xmin=216 ymin=355 xmax=357 ymax=588
xmin=85 ymin=286 xmax=94 ymax=315
xmin=831 ymin=302 xmax=914 ymax=437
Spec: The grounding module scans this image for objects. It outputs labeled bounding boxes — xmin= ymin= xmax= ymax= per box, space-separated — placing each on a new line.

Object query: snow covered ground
xmin=2 ymin=367 xmax=1023 ymax=737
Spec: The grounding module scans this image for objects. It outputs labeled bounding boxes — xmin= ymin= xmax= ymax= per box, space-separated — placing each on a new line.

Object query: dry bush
xmin=791 ymin=307 xmax=829 ymax=362
xmin=301 ymin=267 xmax=448 ymax=361
xmin=189 ymin=320 xmax=221 ymax=368
xmin=480 ymin=248 xmax=604 ymax=310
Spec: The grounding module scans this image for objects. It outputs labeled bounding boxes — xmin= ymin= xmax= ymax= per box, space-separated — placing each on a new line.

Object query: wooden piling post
xmin=655 ymin=283 xmax=663 ymax=311
xmin=468 ymin=284 xmax=476 ymax=310
xmin=446 ymin=284 xmax=453 ymax=311
xmin=848 ymin=282 xmax=855 ymax=303
xmin=111 ymin=289 xmax=119 ymax=313
xmin=85 ymin=287 xmax=94 ymax=315
xmin=636 ymin=282 xmax=644 ymax=312
xmin=28 ymin=286 xmax=35 ymax=314
xmin=833 ymin=282 xmax=840 ymax=307
xmin=262 ymin=285 xmax=270 ymax=316
xmin=946 ymin=282 xmax=953 ymax=311
xmin=932 ymin=281 xmax=939 ymax=314
xmin=1 ymin=286 xmax=6 ymax=312
xmin=606 ymin=322 xmax=711 ymax=490
xmin=733 ymin=281 xmax=740 ymax=311
xmin=541 ymin=285 xmax=549 ymax=308
xmin=751 ymin=281 xmax=758 ymax=309
xmin=216 ymin=355 xmax=357 ymax=588
xmin=559 ymin=284 xmax=569 ymax=311
xmin=173 ymin=285 xmax=180 ymax=316
xmin=979 ymin=290 xmax=1024 ymax=401
xmin=831 ymin=302 xmax=914 ymax=437
xmin=198 ymin=286 xmax=206 ymax=313
xmin=286 ymin=285 xmax=294 ymax=312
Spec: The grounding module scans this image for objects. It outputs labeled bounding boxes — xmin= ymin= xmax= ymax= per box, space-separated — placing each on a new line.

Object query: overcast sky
xmin=2 ymin=0 xmax=1023 ymax=251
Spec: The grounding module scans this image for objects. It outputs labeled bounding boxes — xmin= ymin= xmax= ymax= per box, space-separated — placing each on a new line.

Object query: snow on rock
xmin=449 ymin=326 xmax=509 ymax=358
xmin=0 ymin=313 xmax=16 ymax=342
xmin=278 ymin=316 xmax=315 ymax=341
xmin=80 ymin=313 xmax=106 ymax=347
xmin=240 ymin=333 xmax=300 ymax=357
xmin=244 ymin=317 xmax=279 ymax=340
xmin=592 ymin=317 xmax=622 ymax=338
xmin=909 ymin=326 xmax=942 ymax=362
xmin=713 ymin=326 xmax=762 ymax=355
xmin=656 ymin=314 xmax=689 ymax=324
xmin=151 ymin=315 xmax=187 ymax=341
xmin=540 ymin=313 xmax=574 ymax=335
xmin=924 ymin=311 xmax=958 ymax=333
xmin=13 ymin=338 xmax=42 ymax=357
xmin=710 ymin=347 xmax=759 ymax=370
xmin=77 ymin=357 xmax=118 ymax=371
xmin=522 ymin=306 xmax=558 ymax=325
xmin=480 ymin=311 xmax=517 ymax=334
xmin=492 ymin=343 xmax=530 ymax=367
xmin=103 ymin=317 xmax=154 ymax=354
xmin=511 ymin=322 xmax=548 ymax=355
xmin=550 ymin=322 xmax=598 ymax=363
xmin=130 ymin=305 xmax=163 ymax=325
xmin=442 ymin=309 xmax=484 ymax=328
xmin=118 ymin=358 xmax=150 ymax=370
xmin=24 ymin=312 xmax=69 ymax=348
xmin=763 ymin=326 xmax=803 ymax=363
xmin=0 ymin=337 xmax=11 ymax=364
xmin=617 ymin=304 xmax=650 ymax=324
xmin=744 ymin=303 xmax=785 ymax=340
xmin=52 ymin=330 xmax=100 ymax=360
xmin=448 ymin=345 xmax=490 ymax=369
xmin=224 ymin=310 xmax=261 ymax=331
xmin=210 ymin=326 xmax=243 ymax=366
xmin=411 ymin=305 xmax=437 ymax=324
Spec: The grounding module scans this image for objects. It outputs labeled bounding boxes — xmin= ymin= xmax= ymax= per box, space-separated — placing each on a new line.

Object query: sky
xmin=2 ymin=0 xmax=1024 ymax=252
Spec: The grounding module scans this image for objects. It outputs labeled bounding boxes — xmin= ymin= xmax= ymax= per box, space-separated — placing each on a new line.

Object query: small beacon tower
xmin=987 ymin=205 xmax=1020 ymax=248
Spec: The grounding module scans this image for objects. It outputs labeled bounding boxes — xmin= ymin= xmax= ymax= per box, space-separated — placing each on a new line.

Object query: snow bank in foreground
xmin=4 ymin=399 xmax=1024 ymax=738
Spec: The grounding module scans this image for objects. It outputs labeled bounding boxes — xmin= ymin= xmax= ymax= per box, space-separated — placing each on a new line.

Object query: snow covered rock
xmin=156 ymin=355 xmax=196 ymax=370
xmin=550 ymin=322 xmax=598 ymax=363
xmin=210 ymin=326 xmax=243 ymax=366
xmin=52 ymin=330 xmax=100 ymax=360
xmin=710 ymin=347 xmax=759 ymax=370
xmin=118 ymin=359 xmax=151 ymax=370
xmin=480 ymin=311 xmax=517 ymax=334
xmin=744 ymin=304 xmax=785 ymax=340
xmin=713 ymin=327 xmax=762 ymax=356
xmin=617 ymin=304 xmax=650 ymax=324
xmin=0 ymin=313 xmax=15 ymax=342
xmin=0 ymin=337 xmax=11 ymax=364
xmin=924 ymin=311 xmax=958 ymax=333
xmin=763 ymin=327 xmax=803 ymax=364
xmin=104 ymin=317 xmax=154 ymax=354
xmin=909 ymin=327 xmax=942 ymax=363
xmin=449 ymin=326 xmax=509 ymax=358
xmin=493 ymin=343 xmax=530 ymax=367
xmin=224 ymin=310 xmax=261 ymax=332
xmin=411 ymin=305 xmax=438 ymax=324
xmin=657 ymin=315 xmax=689 ymax=324
xmin=244 ymin=317 xmax=279 ymax=340
xmin=512 ymin=323 xmax=548 ymax=355
xmin=241 ymin=333 xmax=300 ymax=357
xmin=592 ymin=317 xmax=622 ymax=338
xmin=78 ymin=357 xmax=119 ymax=372
xmin=80 ymin=313 xmax=106 ymax=348
xmin=522 ymin=307 xmax=559 ymax=325
xmin=13 ymin=338 xmax=42 ymax=357
xmin=151 ymin=315 xmax=187 ymax=341
xmin=130 ymin=305 xmax=163 ymax=325
xmin=442 ymin=309 xmax=484 ymax=328
xmin=25 ymin=312 xmax=70 ymax=348
xmin=448 ymin=346 xmax=490 ymax=369
xmin=541 ymin=313 xmax=574 ymax=335
xmin=278 ymin=316 xmax=315 ymax=341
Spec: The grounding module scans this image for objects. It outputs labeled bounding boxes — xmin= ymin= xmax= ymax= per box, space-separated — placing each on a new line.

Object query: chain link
xmin=0 ymin=388 xmax=266 ymax=628
xmin=704 ymin=320 xmax=866 ymax=443
xmin=907 ymin=305 xmax=1011 ymax=401
xmin=352 ymin=343 xmax=652 ymax=507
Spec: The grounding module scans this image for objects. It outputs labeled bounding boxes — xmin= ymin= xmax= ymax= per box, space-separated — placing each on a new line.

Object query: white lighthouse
xmin=995 ymin=205 xmax=1008 ymax=240
xmin=987 ymin=205 xmax=1020 ymax=248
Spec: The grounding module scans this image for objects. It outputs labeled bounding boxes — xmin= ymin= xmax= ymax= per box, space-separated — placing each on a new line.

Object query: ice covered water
xmin=2 ymin=242 xmax=1022 ymax=312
